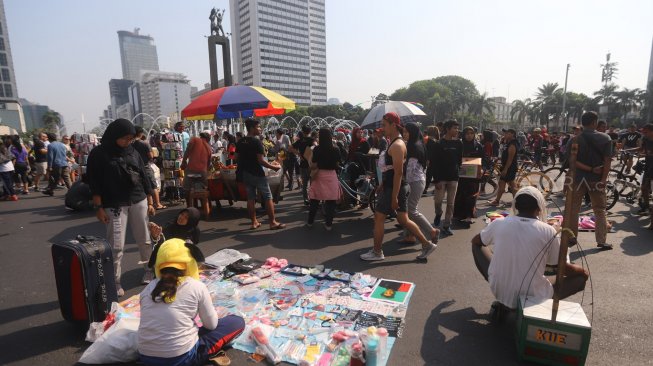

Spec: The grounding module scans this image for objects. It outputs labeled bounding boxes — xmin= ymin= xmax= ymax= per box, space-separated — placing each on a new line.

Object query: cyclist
xmin=638 ymin=123 xmax=653 ymax=220
xmin=619 ymin=124 xmax=642 ymax=174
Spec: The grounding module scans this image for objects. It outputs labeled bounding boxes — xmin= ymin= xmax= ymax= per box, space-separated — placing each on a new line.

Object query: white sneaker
xmin=142 ymin=270 xmax=154 ymax=285
xmin=417 ymin=242 xmax=438 ymax=260
xmin=360 ymin=249 xmax=385 ymax=261
xmin=116 ymin=287 xmax=125 ymax=297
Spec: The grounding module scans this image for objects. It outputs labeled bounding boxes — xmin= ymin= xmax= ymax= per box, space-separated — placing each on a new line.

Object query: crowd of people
xmin=3 ymin=112 xmax=652 ymax=365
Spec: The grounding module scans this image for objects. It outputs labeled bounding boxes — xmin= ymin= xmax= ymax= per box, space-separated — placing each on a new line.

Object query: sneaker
xmin=441 ymin=227 xmax=454 ymax=236
xmin=324 ymin=223 xmax=332 ymax=231
xmin=116 ymin=287 xmax=125 ymax=297
xmin=597 ymin=243 xmax=613 ymax=250
xmin=42 ymin=190 xmax=54 ymax=196
xmin=636 ymin=208 xmax=650 ymax=216
xmin=9 ymin=195 xmax=18 ymax=201
xmin=433 ymin=214 xmax=442 ymax=227
xmin=417 ymin=242 xmax=438 ymax=260
xmin=360 ymin=249 xmax=385 ymax=261
xmin=142 ymin=270 xmax=154 ymax=285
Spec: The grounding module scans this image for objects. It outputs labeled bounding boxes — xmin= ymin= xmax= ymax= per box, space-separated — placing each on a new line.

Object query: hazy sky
xmin=6 ymin=0 xmax=653 ymax=133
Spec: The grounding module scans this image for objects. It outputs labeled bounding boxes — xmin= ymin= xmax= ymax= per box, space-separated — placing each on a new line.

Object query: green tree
xmin=510 ymin=98 xmax=532 ymax=126
xmin=42 ymin=110 xmax=62 ymax=133
xmin=535 ymin=83 xmax=563 ymax=129
xmin=614 ymin=87 xmax=641 ymax=123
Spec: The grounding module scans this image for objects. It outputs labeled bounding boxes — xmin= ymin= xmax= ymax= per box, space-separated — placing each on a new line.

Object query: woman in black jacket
xmin=87 ymin=119 xmax=155 ymax=297
xmin=453 ymin=127 xmax=483 ymax=224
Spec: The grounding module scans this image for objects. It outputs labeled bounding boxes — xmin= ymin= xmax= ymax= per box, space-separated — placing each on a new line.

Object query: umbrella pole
xmin=551 ymin=140 xmax=578 ymax=322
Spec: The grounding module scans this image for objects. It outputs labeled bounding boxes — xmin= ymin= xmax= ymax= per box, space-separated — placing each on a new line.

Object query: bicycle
xmin=479 ymin=154 xmax=555 ymax=199
xmin=338 ymin=160 xmax=378 ymax=214
xmin=539 ymin=163 xmax=620 ymax=210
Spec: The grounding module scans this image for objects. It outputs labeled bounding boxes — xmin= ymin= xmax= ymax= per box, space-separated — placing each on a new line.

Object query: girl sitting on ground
xmin=139 ymin=238 xmax=245 ymax=366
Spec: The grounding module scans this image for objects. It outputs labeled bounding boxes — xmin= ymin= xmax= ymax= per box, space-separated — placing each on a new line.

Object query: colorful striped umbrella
xmin=181 ymin=85 xmax=295 ymax=120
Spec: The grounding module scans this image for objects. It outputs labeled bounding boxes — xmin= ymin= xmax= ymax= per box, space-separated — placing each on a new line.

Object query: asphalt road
xmin=0 ymin=185 xmax=651 ymax=366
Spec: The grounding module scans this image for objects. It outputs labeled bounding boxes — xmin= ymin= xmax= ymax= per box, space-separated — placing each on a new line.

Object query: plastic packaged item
xmin=251 ymin=326 xmax=281 ymax=364
xmin=376 ymin=327 xmax=388 ymax=361
xmin=349 ymin=342 xmax=365 ymax=366
xmin=365 ymin=337 xmax=379 ymax=366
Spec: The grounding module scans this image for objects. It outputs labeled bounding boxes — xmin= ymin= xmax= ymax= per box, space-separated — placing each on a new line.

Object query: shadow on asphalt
xmin=420 ymin=300 xmax=522 ymax=366
xmin=0 ymin=320 xmax=87 ymax=365
xmin=0 ymin=300 xmax=60 ymax=324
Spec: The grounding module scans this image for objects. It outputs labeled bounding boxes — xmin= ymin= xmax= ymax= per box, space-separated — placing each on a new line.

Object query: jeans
xmin=433 ymin=180 xmax=459 ymax=227
xmin=106 ymin=198 xmax=151 ymax=289
xmin=242 ymin=171 xmax=273 ymax=201
xmin=472 ymin=244 xmax=586 ymax=307
xmin=300 ymin=166 xmax=310 ymax=201
xmin=47 ymin=166 xmax=72 ymax=192
xmin=568 ymin=181 xmax=608 ymax=245
xmin=308 ymin=199 xmax=336 ymax=226
xmin=140 ymin=315 xmax=246 ymax=366
xmin=404 ymin=180 xmax=434 ymax=239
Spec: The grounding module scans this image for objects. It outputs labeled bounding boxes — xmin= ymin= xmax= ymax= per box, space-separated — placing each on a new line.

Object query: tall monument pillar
xmin=208 ymin=8 xmax=233 ymax=89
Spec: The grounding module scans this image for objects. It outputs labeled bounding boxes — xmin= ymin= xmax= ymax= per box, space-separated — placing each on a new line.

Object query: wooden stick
xmin=551 ymin=141 xmax=578 ymax=322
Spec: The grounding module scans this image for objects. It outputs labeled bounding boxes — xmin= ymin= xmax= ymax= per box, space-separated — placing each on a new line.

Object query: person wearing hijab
xmin=398 ymin=123 xmax=440 ymax=245
xmin=87 ymin=118 xmax=155 ymax=297
xmin=164 ymin=207 xmax=201 ymax=245
xmin=471 ymin=187 xmax=588 ymax=313
xmin=453 ymin=127 xmax=484 ymax=225
xmin=139 ymin=239 xmax=245 ymax=366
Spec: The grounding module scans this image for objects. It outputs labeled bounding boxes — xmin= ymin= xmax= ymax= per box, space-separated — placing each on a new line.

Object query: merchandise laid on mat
xmin=103 ymin=249 xmax=413 ymax=366
xmin=484 ymin=211 xmax=617 ymax=233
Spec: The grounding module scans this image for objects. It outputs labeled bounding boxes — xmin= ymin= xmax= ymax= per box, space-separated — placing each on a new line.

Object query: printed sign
xmin=526 ymin=325 xmax=583 ymax=351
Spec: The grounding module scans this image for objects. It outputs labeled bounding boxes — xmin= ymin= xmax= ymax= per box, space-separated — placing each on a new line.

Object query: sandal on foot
xmin=210 ymin=351 xmax=231 ymax=366
xmin=250 ymin=223 xmax=262 ymax=230
xmin=270 ymin=223 xmax=286 ymax=230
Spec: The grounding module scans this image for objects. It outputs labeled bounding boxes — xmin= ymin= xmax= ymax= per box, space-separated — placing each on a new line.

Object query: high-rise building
xmin=139 ymin=71 xmax=191 ymax=120
xmin=109 ymin=78 xmax=134 ymax=118
xmin=229 ymin=0 xmax=327 ymax=106
xmin=118 ymin=29 xmax=159 ymax=82
xmin=0 ymin=0 xmax=24 ymax=132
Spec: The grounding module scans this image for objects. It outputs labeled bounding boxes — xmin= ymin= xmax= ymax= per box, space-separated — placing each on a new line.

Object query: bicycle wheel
xmin=479 ymin=175 xmax=498 ymax=200
xmin=605 ymin=183 xmax=619 ymax=211
xmin=517 ymin=172 xmax=552 ymax=197
xmin=541 ymin=167 xmax=566 ymax=195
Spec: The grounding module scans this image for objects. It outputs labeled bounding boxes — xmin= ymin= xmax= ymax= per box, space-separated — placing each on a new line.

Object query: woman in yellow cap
xmin=138 ymin=239 xmax=245 ymax=366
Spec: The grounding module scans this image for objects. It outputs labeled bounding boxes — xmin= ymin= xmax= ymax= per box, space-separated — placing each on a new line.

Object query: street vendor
xmin=139 ymin=238 xmax=245 ymax=366
xmin=471 ymin=187 xmax=588 ymax=313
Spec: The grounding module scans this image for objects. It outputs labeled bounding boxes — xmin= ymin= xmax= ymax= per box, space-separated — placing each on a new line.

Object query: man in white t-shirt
xmin=471 ymin=187 xmax=588 ymax=311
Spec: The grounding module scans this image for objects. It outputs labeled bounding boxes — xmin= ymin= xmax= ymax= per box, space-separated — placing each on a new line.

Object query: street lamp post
xmin=561 ymin=64 xmax=570 ymax=131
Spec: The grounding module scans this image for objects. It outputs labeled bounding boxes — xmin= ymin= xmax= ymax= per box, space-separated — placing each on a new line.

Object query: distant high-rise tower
xmin=0 ymin=0 xmax=25 ymax=132
xmin=648 ymin=37 xmax=653 ymax=88
xmin=118 ymin=29 xmax=160 ymax=82
xmin=230 ymin=0 xmax=327 ymax=106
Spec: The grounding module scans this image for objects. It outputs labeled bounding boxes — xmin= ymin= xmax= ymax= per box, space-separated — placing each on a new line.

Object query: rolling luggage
xmin=51 ymin=235 xmax=117 ymax=323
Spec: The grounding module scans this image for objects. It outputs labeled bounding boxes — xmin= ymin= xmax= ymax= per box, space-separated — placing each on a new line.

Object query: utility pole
xmin=561 ymin=64 xmax=570 ymax=131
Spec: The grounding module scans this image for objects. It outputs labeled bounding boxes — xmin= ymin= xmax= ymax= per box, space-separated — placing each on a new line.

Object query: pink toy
xmin=261 ymin=257 xmax=289 ymax=272
xmin=579 ymin=216 xmax=596 ymax=230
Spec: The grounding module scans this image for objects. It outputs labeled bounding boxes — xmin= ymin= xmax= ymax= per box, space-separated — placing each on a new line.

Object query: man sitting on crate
xmin=471 ymin=187 xmax=588 ymax=320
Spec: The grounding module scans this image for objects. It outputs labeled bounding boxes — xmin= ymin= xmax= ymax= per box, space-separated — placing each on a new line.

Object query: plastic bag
xmin=79 ymin=316 xmax=140 ymax=364
xmin=205 ymin=249 xmax=251 ymax=267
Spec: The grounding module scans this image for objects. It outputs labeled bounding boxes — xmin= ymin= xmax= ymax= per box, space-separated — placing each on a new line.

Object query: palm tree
xmin=593 ymin=83 xmax=618 ymax=105
xmin=510 ymin=98 xmax=532 ymax=125
xmin=535 ymin=83 xmax=562 ymax=129
xmin=469 ymin=93 xmax=495 ymax=116
xmin=42 ymin=111 xmax=62 ymax=132
xmin=614 ymin=88 xmax=640 ymax=123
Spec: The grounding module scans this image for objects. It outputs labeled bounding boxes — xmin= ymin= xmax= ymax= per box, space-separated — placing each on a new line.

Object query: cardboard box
xmin=516 ymin=296 xmax=591 ymax=366
xmin=458 ymin=157 xmax=482 ymax=179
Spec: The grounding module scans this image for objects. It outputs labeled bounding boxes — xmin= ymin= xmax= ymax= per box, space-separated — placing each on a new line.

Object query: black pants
xmin=424 ymin=169 xmax=435 ymax=192
xmin=308 ymin=199 xmax=336 ymax=226
xmin=472 ymin=244 xmax=586 ymax=307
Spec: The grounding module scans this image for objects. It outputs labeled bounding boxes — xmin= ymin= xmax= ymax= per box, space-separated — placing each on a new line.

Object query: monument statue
xmin=210 ymin=8 xmax=226 ymax=37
